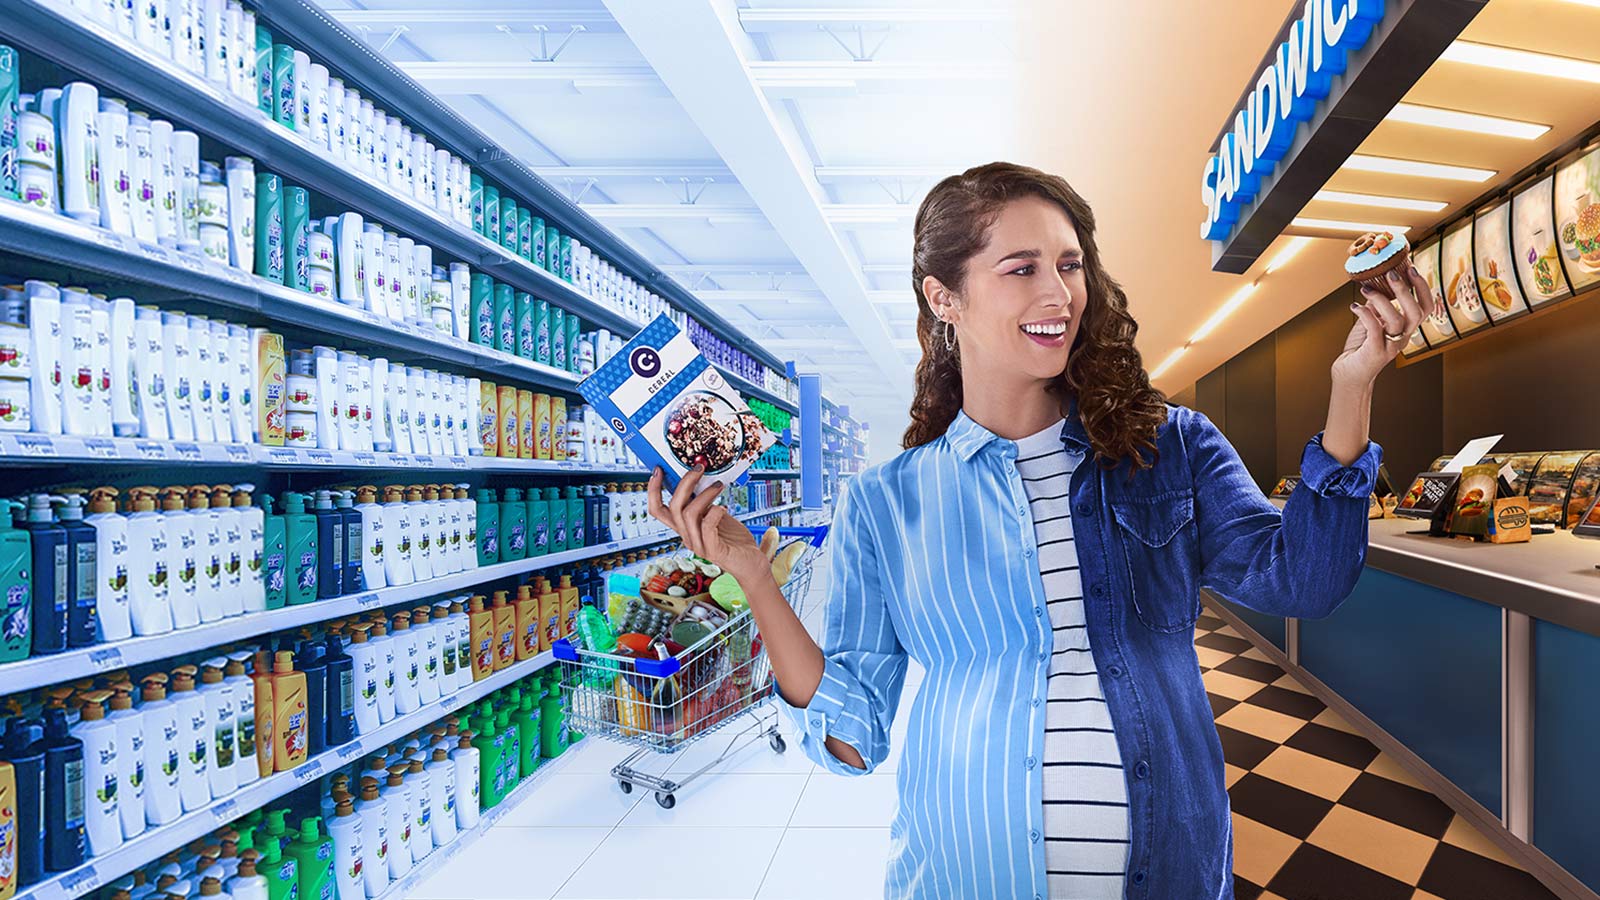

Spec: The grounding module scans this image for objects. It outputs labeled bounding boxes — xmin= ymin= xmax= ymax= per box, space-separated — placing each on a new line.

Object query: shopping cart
xmin=552 ymin=525 xmax=829 ymax=809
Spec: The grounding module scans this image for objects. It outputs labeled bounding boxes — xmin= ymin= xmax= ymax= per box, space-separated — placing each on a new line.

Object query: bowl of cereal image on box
xmin=664 ymin=390 xmax=750 ymax=474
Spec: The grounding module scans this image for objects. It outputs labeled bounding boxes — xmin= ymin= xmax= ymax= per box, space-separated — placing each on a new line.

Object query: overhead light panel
xmin=1264 ymin=236 xmax=1314 ymax=274
xmin=1442 ymin=40 xmax=1600 ymax=84
xmin=1150 ymin=347 xmax=1187 ymax=380
xmin=1386 ymin=103 xmax=1550 ymax=140
xmin=1292 ymin=217 xmax=1413 ymax=234
xmin=1190 ymin=284 xmax=1258 ymax=343
xmin=1313 ymin=190 xmax=1448 ymax=212
xmin=1341 ymin=154 xmax=1496 ymax=182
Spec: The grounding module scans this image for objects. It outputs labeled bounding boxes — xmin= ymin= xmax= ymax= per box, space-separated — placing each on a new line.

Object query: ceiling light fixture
xmin=1264 ymin=236 xmax=1314 ymax=274
xmin=1189 ymin=283 xmax=1258 ymax=343
xmin=1386 ymin=102 xmax=1550 ymax=140
xmin=1341 ymin=154 xmax=1496 ymax=182
xmin=1150 ymin=347 xmax=1187 ymax=380
xmin=1312 ymin=189 xmax=1448 ymax=212
xmin=1292 ymin=217 xmax=1413 ymax=234
xmin=1442 ymin=40 xmax=1600 ymax=84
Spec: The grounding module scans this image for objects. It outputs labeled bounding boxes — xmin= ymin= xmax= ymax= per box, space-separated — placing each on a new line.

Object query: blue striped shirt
xmin=779 ymin=404 xmax=1380 ymax=899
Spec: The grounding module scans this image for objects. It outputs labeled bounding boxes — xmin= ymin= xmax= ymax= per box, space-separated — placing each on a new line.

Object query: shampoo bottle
xmin=467 ymin=595 xmax=493 ymax=682
xmin=137 ymin=674 xmax=183 ymax=826
xmin=105 ymin=686 xmax=146 ymax=838
xmin=311 ymin=491 xmax=343 ymax=600
xmin=526 ymin=488 xmax=549 ymax=559
xmin=425 ymin=746 xmax=458 ymax=846
xmin=406 ymin=486 xmax=432 ymax=582
xmin=346 ymin=625 xmax=381 ymax=736
xmin=497 ymin=488 xmax=526 ymax=563
xmin=380 ymin=770 xmax=412 ymax=878
xmin=412 ymin=606 xmax=441 ymax=706
xmin=41 ymin=706 xmax=87 ymax=872
xmin=285 ymin=818 xmax=333 ymax=900
xmin=474 ymin=489 xmax=499 ymax=567
xmin=197 ymin=659 xmax=238 ymax=800
xmin=260 ymin=495 xmax=286 ymax=611
xmin=1 ymin=717 xmax=46 ymax=887
xmin=334 ymin=492 xmax=363 ymax=595
xmin=186 ymin=486 xmax=225 ymax=623
xmin=270 ymin=652 xmax=308 ymax=772
xmin=228 ymin=851 xmax=267 ymax=900
xmin=159 ymin=488 xmax=201 ymax=629
xmin=390 ymin=612 xmax=420 ymax=715
xmin=224 ymin=653 xmax=259 ymax=787
xmin=451 ymin=732 xmax=479 ymax=829
xmin=564 ymin=486 xmax=585 ymax=550
xmin=280 ymin=493 xmax=318 ymax=606
xmin=52 ymin=493 xmax=99 ymax=648
xmin=258 ymin=838 xmax=296 ymax=900
xmin=367 ymin=621 xmax=397 ymax=725
xmin=402 ymin=759 xmax=433 ymax=861
xmin=490 ymin=591 xmax=515 ymax=672
xmin=326 ymin=797 xmax=366 ymax=900
xmin=323 ymin=635 xmax=355 ymax=748
xmin=381 ymin=487 xmax=413 ymax=587
xmin=22 ymin=494 xmax=69 ymax=655
xmin=72 ymin=691 xmax=122 ymax=857
xmin=450 ymin=599 xmax=473 ymax=691
xmin=352 ymin=487 xmax=386 ymax=591
xmin=353 ymin=777 xmax=389 ymax=896
xmin=168 ymin=665 xmax=210 ymax=811
xmin=0 ymin=501 xmax=29 ymax=664
xmin=295 ymin=640 xmax=327 ymax=757
xmin=210 ymin=486 xmax=245 ymax=617
xmin=514 ymin=585 xmax=539 ymax=661
xmin=249 ymin=651 xmax=275 ymax=779
xmin=232 ymin=486 xmax=266 ymax=613
xmin=85 ymin=487 xmax=132 ymax=642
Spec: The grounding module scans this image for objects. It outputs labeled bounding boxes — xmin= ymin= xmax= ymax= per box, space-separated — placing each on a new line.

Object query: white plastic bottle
xmin=25 ymin=280 xmax=63 ymax=435
xmin=124 ymin=486 xmax=173 ymax=636
xmin=229 ymin=324 xmax=251 ymax=444
xmin=159 ymin=311 xmax=194 ymax=440
xmin=404 ymin=757 xmax=434 ymax=860
xmin=189 ymin=487 xmax=225 ymax=623
xmin=380 ymin=769 xmax=413 ymax=878
xmin=356 ymin=356 xmax=375 ymax=451
xmin=202 ymin=0 xmax=228 ymax=87
xmin=233 ymin=485 xmax=265 ymax=613
xmin=361 ymin=223 xmax=387 ymax=316
xmin=210 ymin=485 xmax=244 ymax=617
xmin=352 ymin=486 xmax=386 ymax=590
xmin=173 ymin=130 xmax=202 ymax=251
xmin=59 ymin=287 xmax=97 ymax=436
xmin=429 ymin=486 xmax=451 ymax=576
xmin=327 ymin=795 xmax=367 ymax=900
xmin=369 ymin=356 xmax=392 ymax=453
xmin=224 ymin=652 xmax=259 ymax=787
xmin=150 ymin=119 xmax=179 ymax=247
xmin=451 ymin=598 xmax=473 ymax=691
xmin=88 ymin=295 xmax=114 ymax=436
xmin=381 ymin=486 xmax=413 ymax=587
xmin=391 ymin=611 xmax=420 ymax=715
xmin=59 ymin=82 xmax=102 ymax=224
xmin=197 ymin=658 xmax=237 ymax=799
xmin=429 ymin=601 xmax=457 ymax=696
xmin=458 ymin=486 xmax=478 ymax=574
xmin=188 ymin=314 xmax=216 ymax=442
xmin=442 ymin=488 xmax=463 ymax=575
xmin=85 ymin=487 xmax=133 ymax=641
xmin=211 ymin=318 xmax=235 ymax=442
xmin=169 ymin=665 xmax=212 ymax=809
xmin=406 ymin=368 xmax=430 ymax=455
xmin=110 ymin=297 xmax=141 ymax=437
xmin=226 ymin=852 xmax=268 ymax=900
xmin=346 ymin=624 xmax=382 ymax=736
xmin=409 ymin=486 xmax=433 ymax=582
xmin=450 ymin=732 xmax=479 ymax=830
xmin=73 ymin=690 xmax=124 ymax=856
xmin=128 ymin=112 xmax=158 ymax=243
xmin=425 ymin=746 xmax=457 ymax=847
xmin=353 ymin=776 xmax=390 ymax=896
xmin=161 ymin=486 xmax=202 ymax=628
xmin=367 ymin=620 xmax=397 ymax=725
xmin=106 ymin=684 xmax=147 ymax=839
xmin=139 ymin=673 xmax=184 ymax=826
xmin=414 ymin=605 xmax=441 ymax=706
xmin=338 ymin=351 xmax=364 ymax=452
xmin=224 ymin=157 xmax=255 ymax=274
xmin=96 ymin=98 xmax=135 ymax=236
xmin=387 ymin=362 xmax=412 ymax=454
xmin=313 ymin=346 xmax=340 ymax=450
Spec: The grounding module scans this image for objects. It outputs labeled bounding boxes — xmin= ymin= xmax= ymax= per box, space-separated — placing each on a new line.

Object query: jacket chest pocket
xmin=1111 ymin=490 xmax=1200 ymax=633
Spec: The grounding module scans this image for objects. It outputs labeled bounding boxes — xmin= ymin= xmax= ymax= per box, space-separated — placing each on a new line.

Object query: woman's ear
xmin=923 ymin=275 xmax=960 ymax=324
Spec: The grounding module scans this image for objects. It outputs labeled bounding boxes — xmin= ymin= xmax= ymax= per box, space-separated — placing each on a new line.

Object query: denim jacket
xmin=779 ymin=403 xmax=1380 ymax=899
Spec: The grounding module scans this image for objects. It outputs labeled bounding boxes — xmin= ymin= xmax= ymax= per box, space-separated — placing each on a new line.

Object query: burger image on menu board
xmin=1576 ymin=199 xmax=1600 ymax=272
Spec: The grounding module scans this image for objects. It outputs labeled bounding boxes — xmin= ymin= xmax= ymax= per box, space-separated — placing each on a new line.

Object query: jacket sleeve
xmin=775 ymin=477 xmax=908 ymax=776
xmin=1182 ymin=408 xmax=1381 ymax=619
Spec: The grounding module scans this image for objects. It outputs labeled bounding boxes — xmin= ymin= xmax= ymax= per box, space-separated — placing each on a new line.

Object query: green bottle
xmin=565 ymin=314 xmax=581 ymax=374
xmin=286 ymin=817 xmax=334 ymax=900
xmin=493 ymin=284 xmax=515 ymax=355
xmin=284 ymin=186 xmax=311 ymax=293
xmin=543 ymin=224 xmax=561 ymax=275
xmin=500 ymin=196 xmax=518 ymax=251
xmin=259 ymin=837 xmax=298 ymax=900
xmin=517 ymin=208 xmax=534 ymax=260
xmin=264 ymin=808 xmax=293 ymax=852
xmin=255 ymin=172 xmax=285 ymax=285
xmin=256 ymin=27 xmax=276 ymax=116
xmin=530 ymin=217 xmax=547 ymax=269
xmin=515 ymin=292 xmax=535 ymax=360
xmin=272 ymin=44 xmax=296 ymax=130
xmin=544 ymin=487 xmax=566 ymax=554
xmin=470 ymin=173 xmax=484 ymax=234
xmin=539 ymin=689 xmax=566 ymax=759
xmin=560 ymin=235 xmax=574 ymax=283
xmin=471 ymin=715 xmax=503 ymax=808
xmin=517 ymin=693 xmax=542 ymax=778
xmin=498 ymin=488 xmax=527 ymax=562
xmin=281 ymin=492 xmax=319 ymax=606
xmin=563 ymin=486 xmax=585 ymax=549
xmin=549 ymin=306 xmax=567 ymax=371
xmin=0 ymin=499 xmax=30 ymax=662
xmin=496 ymin=710 xmax=518 ymax=795
xmin=262 ymin=495 xmax=286 ymax=610
xmin=470 ymin=274 xmax=494 ymax=347
xmin=475 ymin=489 xmax=501 ymax=566
xmin=525 ymin=489 xmax=550 ymax=558
xmin=534 ymin=298 xmax=552 ymax=365
xmin=483 ymin=184 xmax=500 ymax=241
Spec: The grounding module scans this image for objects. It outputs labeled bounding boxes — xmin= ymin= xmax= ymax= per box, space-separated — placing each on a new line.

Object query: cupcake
xmin=1344 ymin=231 xmax=1411 ymax=298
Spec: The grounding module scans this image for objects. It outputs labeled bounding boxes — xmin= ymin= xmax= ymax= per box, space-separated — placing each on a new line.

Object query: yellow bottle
xmin=0 ymin=758 xmax=15 ymax=900
xmin=514 ymin=585 xmax=540 ymax=661
xmin=468 ymin=595 xmax=495 ymax=681
xmin=490 ymin=590 xmax=516 ymax=671
xmin=271 ymin=651 xmax=309 ymax=771
xmin=479 ymin=381 xmax=499 ymax=457
xmin=532 ymin=393 xmax=552 ymax=461
xmin=497 ymin=386 xmax=518 ymax=458
xmin=537 ymin=578 xmax=561 ymax=653
xmin=252 ymin=651 xmax=275 ymax=778
xmin=558 ymin=575 xmax=581 ymax=642
xmin=517 ymin=390 xmax=534 ymax=460
xmin=549 ymin=396 xmax=567 ymax=462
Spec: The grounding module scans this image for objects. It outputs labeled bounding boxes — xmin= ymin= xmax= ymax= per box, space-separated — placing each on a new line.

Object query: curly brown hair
xmin=902 ymin=162 xmax=1168 ymax=471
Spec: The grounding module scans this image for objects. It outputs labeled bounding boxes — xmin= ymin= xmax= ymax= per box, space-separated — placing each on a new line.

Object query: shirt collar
xmin=945 ymin=401 xmax=1091 ymax=463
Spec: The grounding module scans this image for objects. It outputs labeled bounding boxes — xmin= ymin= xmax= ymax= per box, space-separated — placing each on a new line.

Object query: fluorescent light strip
xmin=1442 ymin=40 xmax=1600 ymax=84
xmin=1292 ymin=217 xmax=1413 ymax=234
xmin=1150 ymin=347 xmax=1186 ymax=380
xmin=1189 ymin=283 xmax=1257 ymax=343
xmin=1342 ymin=154 xmax=1496 ymax=182
xmin=1313 ymin=189 xmax=1448 ymax=212
xmin=1264 ymin=236 xmax=1313 ymax=274
xmin=1387 ymin=102 xmax=1550 ymax=140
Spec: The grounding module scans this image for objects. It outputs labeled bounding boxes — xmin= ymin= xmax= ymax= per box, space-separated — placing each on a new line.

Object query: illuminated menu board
xmin=1554 ymin=144 xmax=1600 ymax=292
xmin=1511 ymin=174 xmax=1571 ymax=307
xmin=1413 ymin=238 xmax=1459 ymax=348
xmin=1440 ymin=219 xmax=1490 ymax=336
xmin=1473 ymin=200 xmax=1531 ymax=323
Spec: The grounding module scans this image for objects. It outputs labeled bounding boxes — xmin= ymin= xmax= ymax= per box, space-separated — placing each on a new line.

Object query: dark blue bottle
xmin=296 ymin=639 xmax=329 ymax=755
xmin=583 ymin=487 xmax=600 ymax=549
xmin=595 ymin=488 xmax=612 ymax=544
xmin=312 ymin=491 xmax=344 ymax=599
xmin=335 ymin=492 xmax=364 ymax=595
xmin=53 ymin=494 xmax=98 ymax=648
xmin=323 ymin=635 xmax=356 ymax=746
xmin=22 ymin=494 xmax=68 ymax=655
xmin=1 ymin=717 xmax=47 ymax=886
xmin=40 ymin=707 xmax=86 ymax=872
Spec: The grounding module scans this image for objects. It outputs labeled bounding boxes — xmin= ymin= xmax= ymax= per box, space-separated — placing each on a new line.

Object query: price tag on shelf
xmin=352 ymin=452 xmax=377 ymax=467
xmin=413 ymin=455 xmax=433 ymax=467
xmin=141 ymin=243 xmax=172 ymax=265
xmin=59 ymin=865 xmax=100 ymax=896
xmin=177 ymin=252 xmax=207 ymax=274
xmin=269 ymin=448 xmax=300 ymax=465
xmin=211 ymin=798 xmax=238 ymax=825
xmin=336 ymin=742 xmax=364 ymax=761
xmin=603 ymin=542 xmax=620 ymax=552
xmin=440 ymin=693 xmax=458 ymax=711
xmin=88 ymin=646 xmax=124 ymax=672
xmin=449 ymin=456 xmax=468 ymax=469
xmin=15 ymin=435 xmax=57 ymax=457
xmin=386 ymin=454 xmax=412 ymax=468
xmin=134 ymin=440 xmax=169 ymax=460
xmin=95 ymin=229 xmax=132 ymax=252
xmin=356 ymin=592 xmax=383 ymax=608
xmin=225 ymin=444 xmax=253 ymax=462
xmin=359 ymin=310 xmax=382 ymax=326
xmin=293 ymin=760 xmax=323 ymax=783
xmin=83 ymin=438 xmax=117 ymax=459
xmin=173 ymin=442 xmax=202 ymax=462
xmin=305 ymin=449 xmax=335 ymax=465
xmin=224 ymin=266 xmax=252 ymax=287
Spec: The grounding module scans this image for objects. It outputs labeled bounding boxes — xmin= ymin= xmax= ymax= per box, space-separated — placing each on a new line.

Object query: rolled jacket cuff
xmin=1299 ymin=432 xmax=1383 ymax=498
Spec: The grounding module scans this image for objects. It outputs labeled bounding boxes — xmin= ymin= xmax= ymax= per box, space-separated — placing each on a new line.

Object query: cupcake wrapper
xmin=1349 ymin=247 xmax=1412 ymax=300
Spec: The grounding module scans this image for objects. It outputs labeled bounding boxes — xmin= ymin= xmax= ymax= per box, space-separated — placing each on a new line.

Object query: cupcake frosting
xmin=1345 ymin=231 xmax=1408 ymax=275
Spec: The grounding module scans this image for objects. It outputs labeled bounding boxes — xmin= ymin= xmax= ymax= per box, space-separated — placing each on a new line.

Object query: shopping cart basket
xmin=551 ymin=525 xmax=829 ymax=809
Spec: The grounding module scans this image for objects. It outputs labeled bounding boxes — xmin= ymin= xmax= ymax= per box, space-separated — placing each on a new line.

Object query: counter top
xmin=1364 ymin=518 xmax=1600 ymax=637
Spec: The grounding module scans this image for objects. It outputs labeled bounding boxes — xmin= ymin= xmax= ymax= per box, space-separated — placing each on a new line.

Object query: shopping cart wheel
xmin=655 ymin=791 xmax=676 ymax=810
xmin=617 ymin=780 xmax=633 ymax=795
xmin=769 ymin=734 xmax=787 ymax=754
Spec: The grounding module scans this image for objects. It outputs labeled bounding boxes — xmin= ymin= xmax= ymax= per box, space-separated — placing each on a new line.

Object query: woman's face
xmin=932 ymin=195 xmax=1089 ymax=386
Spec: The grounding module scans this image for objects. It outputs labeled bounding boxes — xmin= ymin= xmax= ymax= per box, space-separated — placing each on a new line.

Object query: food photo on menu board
xmin=1440 ymin=219 xmax=1489 ymax=335
xmin=1554 ymin=144 xmax=1600 ymax=291
xmin=1511 ymin=174 xmax=1572 ymax=306
xmin=1413 ymin=238 xmax=1460 ymax=347
xmin=1474 ymin=200 xmax=1531 ymax=322
xmin=1563 ymin=451 xmax=1600 ymax=529
xmin=1525 ymin=451 xmax=1586 ymax=525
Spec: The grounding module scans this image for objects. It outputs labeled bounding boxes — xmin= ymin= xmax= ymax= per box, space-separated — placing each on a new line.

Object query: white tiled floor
xmin=405 ymin=549 xmax=902 ymax=900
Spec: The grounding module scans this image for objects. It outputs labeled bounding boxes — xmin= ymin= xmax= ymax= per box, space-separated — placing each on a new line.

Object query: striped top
xmin=1015 ymin=421 xmax=1130 ymax=899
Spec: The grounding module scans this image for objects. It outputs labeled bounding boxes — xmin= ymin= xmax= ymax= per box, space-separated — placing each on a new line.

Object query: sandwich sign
xmin=1200 ymin=0 xmax=1386 ymax=242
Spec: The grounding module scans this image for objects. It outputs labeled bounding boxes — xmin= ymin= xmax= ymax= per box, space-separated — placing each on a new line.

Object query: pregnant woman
xmin=647 ymin=162 xmax=1438 ymax=899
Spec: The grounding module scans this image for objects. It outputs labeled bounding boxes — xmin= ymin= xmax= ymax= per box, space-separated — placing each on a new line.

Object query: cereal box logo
xmin=628 ymin=347 xmax=661 ymax=378
xmin=610 ymin=417 xmax=627 ymax=436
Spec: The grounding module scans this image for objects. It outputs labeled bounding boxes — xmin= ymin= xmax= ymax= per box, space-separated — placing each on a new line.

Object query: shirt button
xmin=1031 ymin=698 xmax=1041 ymax=708
xmin=1133 ymin=871 xmax=1147 ymax=885
xmin=810 ymin=715 xmax=823 ymax=728
xmin=1037 ymin=652 xmax=1048 ymax=663
xmin=1091 ymin=583 xmax=1106 ymax=598
xmin=1029 ymin=830 xmax=1039 ymax=843
xmin=1107 ymin=665 xmax=1123 ymax=678
xmin=1135 ymin=760 xmax=1150 ymax=779
xmin=1017 ymin=506 xmax=1027 ymax=516
xmin=1076 ymin=502 xmax=1091 ymax=516
xmin=1025 ymin=756 xmax=1036 ymax=769
xmin=1035 ymin=607 xmax=1044 ymax=617
xmin=1023 ymin=547 xmax=1034 ymax=559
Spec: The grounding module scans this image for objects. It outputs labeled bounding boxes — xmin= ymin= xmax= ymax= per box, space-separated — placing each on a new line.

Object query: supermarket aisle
xmin=406 ymin=556 xmax=1557 ymax=900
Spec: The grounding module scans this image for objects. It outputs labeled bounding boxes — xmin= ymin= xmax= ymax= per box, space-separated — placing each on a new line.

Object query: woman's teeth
xmin=1022 ymin=321 xmax=1066 ymax=336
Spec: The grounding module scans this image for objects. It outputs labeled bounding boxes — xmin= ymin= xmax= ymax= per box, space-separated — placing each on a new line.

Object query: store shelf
xmin=15 ymin=648 xmax=556 ymax=900
xmin=369 ymin=744 xmax=581 ymax=900
xmin=720 ymin=369 xmax=799 ymax=415
xmin=738 ymin=501 xmax=801 ymax=519
xmin=747 ymin=469 xmax=801 ymax=479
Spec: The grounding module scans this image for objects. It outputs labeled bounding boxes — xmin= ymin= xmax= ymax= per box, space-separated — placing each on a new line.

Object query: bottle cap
xmin=140 ymin=672 xmax=169 ymax=701
xmin=273 ymin=651 xmax=295 ymax=674
xmin=383 ymin=486 xmax=405 ymax=504
xmin=159 ymin=487 xmax=187 ymax=511
xmin=209 ymin=485 xmax=233 ymax=507
xmin=231 ymin=484 xmax=255 ymax=506
xmin=88 ymin=486 xmax=119 ymax=514
xmin=170 ymin=665 xmax=197 ymax=692
xmin=359 ymin=777 xmax=382 ymax=801
xmin=186 ymin=486 xmax=211 ymax=509
xmin=491 ymin=590 xmax=508 ymax=607
xmin=350 ymin=623 xmax=371 ymax=644
xmin=78 ymin=689 xmax=111 ymax=720
xmin=201 ymin=657 xmax=227 ymax=684
xmin=392 ymin=611 xmax=410 ymax=631
xmin=412 ymin=605 xmax=429 ymax=623
xmin=356 ymin=486 xmax=379 ymax=504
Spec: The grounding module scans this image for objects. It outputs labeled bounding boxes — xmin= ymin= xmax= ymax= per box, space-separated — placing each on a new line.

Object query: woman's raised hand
xmin=647 ymin=467 xmax=773 ymax=586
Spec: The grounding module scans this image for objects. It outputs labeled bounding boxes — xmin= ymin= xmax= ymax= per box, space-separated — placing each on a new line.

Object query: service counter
xmin=1205 ymin=517 xmax=1600 ymax=899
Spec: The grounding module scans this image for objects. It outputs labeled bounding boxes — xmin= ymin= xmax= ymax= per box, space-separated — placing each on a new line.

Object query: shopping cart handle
xmin=552 ymin=637 xmax=684 ymax=677
xmin=746 ymin=524 xmax=830 ymax=547
xmin=552 ymin=639 xmax=579 ymax=662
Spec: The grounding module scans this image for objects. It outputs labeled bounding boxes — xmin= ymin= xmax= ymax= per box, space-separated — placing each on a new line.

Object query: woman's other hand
xmin=1330 ymin=265 xmax=1438 ymax=389
xmin=647 ymin=467 xmax=773 ymax=587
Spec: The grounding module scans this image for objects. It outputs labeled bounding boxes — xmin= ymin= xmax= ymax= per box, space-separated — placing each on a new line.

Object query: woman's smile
xmin=1020 ymin=315 xmax=1071 ymax=349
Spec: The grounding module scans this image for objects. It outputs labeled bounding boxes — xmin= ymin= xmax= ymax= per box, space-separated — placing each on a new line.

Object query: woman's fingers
xmin=1351 ymin=297 xmax=1384 ymax=353
xmin=697 ymin=504 xmax=729 ymax=561
xmin=1391 ymin=271 xmax=1427 ymax=335
xmin=1369 ymin=283 xmax=1406 ymax=336
xmin=647 ymin=468 xmax=669 ymax=527
xmin=1405 ymin=265 xmax=1438 ymax=318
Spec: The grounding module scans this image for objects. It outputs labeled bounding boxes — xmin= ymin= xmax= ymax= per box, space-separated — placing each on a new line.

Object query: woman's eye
xmin=1061 ymin=261 xmax=1083 ymax=273
xmin=1010 ymin=265 xmax=1034 ymax=277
